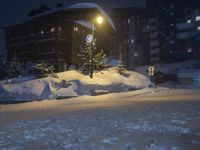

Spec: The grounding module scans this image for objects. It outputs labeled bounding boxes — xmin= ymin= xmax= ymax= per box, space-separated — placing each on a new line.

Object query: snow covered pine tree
xmin=33 ymin=62 xmax=55 ymax=78
xmin=117 ymin=53 xmax=128 ymax=77
xmin=78 ymin=38 xmax=106 ymax=77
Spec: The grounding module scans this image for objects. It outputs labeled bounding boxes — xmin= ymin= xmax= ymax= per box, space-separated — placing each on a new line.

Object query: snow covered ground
xmin=0 ymin=67 xmax=152 ymax=102
xmin=0 ymin=89 xmax=200 ymax=150
xmin=135 ymin=60 xmax=200 ymax=76
xmin=135 ymin=60 xmax=200 ymax=89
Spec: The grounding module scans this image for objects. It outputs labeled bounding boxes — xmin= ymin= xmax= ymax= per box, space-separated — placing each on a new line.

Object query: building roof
xmin=5 ymin=3 xmax=115 ymax=30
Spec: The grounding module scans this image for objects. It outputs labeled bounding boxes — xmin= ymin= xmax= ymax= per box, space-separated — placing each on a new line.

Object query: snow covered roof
xmin=6 ymin=3 xmax=115 ymax=30
xmin=68 ymin=3 xmax=101 ymax=9
xmin=74 ymin=20 xmax=95 ymax=30
xmin=67 ymin=3 xmax=115 ymax=30
xmin=34 ymin=2 xmax=115 ymax=30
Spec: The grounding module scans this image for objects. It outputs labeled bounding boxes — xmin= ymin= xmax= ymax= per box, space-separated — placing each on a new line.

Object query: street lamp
xmin=91 ymin=16 xmax=104 ymax=38
xmin=96 ymin=16 xmax=104 ymax=24
xmin=89 ymin=16 xmax=104 ymax=78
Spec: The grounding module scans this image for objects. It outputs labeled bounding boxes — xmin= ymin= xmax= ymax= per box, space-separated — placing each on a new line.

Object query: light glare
xmin=96 ymin=16 xmax=103 ymax=24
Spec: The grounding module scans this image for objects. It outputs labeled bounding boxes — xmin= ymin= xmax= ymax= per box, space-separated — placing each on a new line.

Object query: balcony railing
xmin=6 ymin=32 xmax=69 ymax=46
xmin=177 ymin=23 xmax=192 ymax=30
xmin=150 ymin=40 xmax=159 ymax=47
xmin=150 ymin=48 xmax=159 ymax=55
xmin=176 ymin=32 xmax=192 ymax=39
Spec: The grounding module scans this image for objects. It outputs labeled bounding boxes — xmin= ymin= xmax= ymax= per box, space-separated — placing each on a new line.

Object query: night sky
xmin=0 ymin=0 xmax=145 ymax=56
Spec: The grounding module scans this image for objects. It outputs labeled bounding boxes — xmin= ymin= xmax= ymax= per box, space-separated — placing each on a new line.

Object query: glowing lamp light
xmin=96 ymin=16 xmax=103 ymax=24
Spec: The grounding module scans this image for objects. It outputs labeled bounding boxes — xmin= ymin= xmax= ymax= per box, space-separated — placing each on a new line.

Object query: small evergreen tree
xmin=93 ymin=49 xmax=107 ymax=70
xmin=8 ymin=55 xmax=21 ymax=78
xmin=78 ymin=38 xmax=106 ymax=76
xmin=117 ymin=53 xmax=129 ymax=77
xmin=78 ymin=44 xmax=91 ymax=72
xmin=117 ymin=53 xmax=126 ymax=74
xmin=33 ymin=62 xmax=55 ymax=78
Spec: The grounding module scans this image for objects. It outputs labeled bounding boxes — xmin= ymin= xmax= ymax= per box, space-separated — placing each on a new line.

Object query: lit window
xmin=196 ymin=16 xmax=200 ymax=21
xmin=51 ymin=27 xmax=55 ymax=32
xmin=58 ymin=27 xmax=62 ymax=31
xmin=187 ymin=48 xmax=192 ymax=53
xmin=197 ymin=26 xmax=200 ymax=30
xmin=134 ymin=52 xmax=138 ymax=57
xmin=128 ymin=19 xmax=131 ymax=24
xmin=41 ymin=30 xmax=44 ymax=34
xmin=73 ymin=27 xmax=78 ymax=32
xmin=131 ymin=39 xmax=134 ymax=43
xmin=187 ymin=19 xmax=191 ymax=23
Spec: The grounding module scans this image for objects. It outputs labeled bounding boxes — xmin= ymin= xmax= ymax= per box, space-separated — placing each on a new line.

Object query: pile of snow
xmin=0 ymin=67 xmax=152 ymax=102
xmin=0 ymin=76 xmax=34 ymax=84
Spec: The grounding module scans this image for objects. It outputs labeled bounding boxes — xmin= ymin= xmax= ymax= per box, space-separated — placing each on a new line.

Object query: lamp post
xmin=89 ymin=16 xmax=103 ymax=78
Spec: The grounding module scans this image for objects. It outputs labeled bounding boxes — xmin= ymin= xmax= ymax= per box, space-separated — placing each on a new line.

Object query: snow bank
xmin=0 ymin=76 xmax=34 ymax=84
xmin=0 ymin=67 xmax=152 ymax=102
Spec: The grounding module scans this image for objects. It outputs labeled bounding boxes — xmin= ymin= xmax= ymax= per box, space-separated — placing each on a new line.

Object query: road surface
xmin=0 ymin=89 xmax=200 ymax=150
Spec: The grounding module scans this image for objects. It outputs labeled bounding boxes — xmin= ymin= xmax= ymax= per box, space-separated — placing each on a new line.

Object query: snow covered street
xmin=0 ymin=89 xmax=200 ymax=150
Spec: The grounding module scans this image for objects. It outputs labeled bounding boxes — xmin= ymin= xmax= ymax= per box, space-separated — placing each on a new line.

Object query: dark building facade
xmin=146 ymin=0 xmax=200 ymax=64
xmin=111 ymin=7 xmax=149 ymax=70
xmin=177 ymin=4 xmax=200 ymax=60
xmin=4 ymin=3 xmax=114 ymax=73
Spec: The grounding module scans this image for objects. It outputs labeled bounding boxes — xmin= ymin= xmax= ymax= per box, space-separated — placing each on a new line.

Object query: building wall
xmin=5 ymin=7 xmax=114 ymax=73
xmin=185 ymin=8 xmax=200 ymax=60
xmin=111 ymin=7 xmax=149 ymax=70
xmin=146 ymin=0 xmax=200 ymax=64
